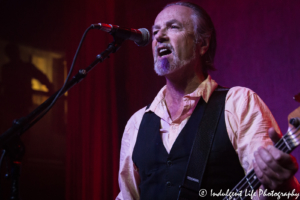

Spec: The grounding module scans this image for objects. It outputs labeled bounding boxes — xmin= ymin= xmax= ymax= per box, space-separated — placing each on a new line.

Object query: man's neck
xmin=164 ymin=68 xmax=206 ymax=121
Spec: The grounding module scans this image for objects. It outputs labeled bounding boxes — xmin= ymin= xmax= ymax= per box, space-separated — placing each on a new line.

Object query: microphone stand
xmin=0 ymin=36 xmax=125 ymax=200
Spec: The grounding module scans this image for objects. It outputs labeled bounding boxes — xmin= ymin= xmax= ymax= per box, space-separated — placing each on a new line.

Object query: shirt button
xmin=166 ymin=181 xmax=171 ymax=187
xmin=167 ymin=160 xmax=172 ymax=166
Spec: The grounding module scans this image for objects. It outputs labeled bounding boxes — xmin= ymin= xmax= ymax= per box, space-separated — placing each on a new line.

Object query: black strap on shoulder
xmin=177 ymin=86 xmax=229 ymax=200
xmin=145 ymin=104 xmax=151 ymax=109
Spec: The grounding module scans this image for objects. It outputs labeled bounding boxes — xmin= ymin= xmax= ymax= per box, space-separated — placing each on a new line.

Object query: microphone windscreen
xmin=136 ymin=28 xmax=150 ymax=47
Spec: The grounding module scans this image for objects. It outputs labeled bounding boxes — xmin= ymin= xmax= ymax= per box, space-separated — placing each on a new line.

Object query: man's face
xmin=152 ymin=5 xmax=197 ymax=76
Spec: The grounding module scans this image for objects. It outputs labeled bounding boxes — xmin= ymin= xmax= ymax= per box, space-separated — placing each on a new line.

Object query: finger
xmin=253 ymin=156 xmax=274 ymax=189
xmin=254 ymin=147 xmax=282 ymax=182
xmin=266 ymin=145 xmax=298 ymax=172
xmin=255 ymin=146 xmax=298 ymax=190
xmin=268 ymin=127 xmax=281 ymax=144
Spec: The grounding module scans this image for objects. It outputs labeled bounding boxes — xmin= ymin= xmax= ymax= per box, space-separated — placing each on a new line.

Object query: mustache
xmin=154 ymin=43 xmax=174 ymax=58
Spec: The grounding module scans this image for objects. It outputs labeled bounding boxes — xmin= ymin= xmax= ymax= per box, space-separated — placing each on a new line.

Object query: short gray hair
xmin=164 ymin=2 xmax=216 ymax=73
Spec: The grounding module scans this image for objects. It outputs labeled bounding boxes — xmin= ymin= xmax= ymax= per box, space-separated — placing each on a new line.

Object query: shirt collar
xmin=146 ymin=75 xmax=218 ymax=113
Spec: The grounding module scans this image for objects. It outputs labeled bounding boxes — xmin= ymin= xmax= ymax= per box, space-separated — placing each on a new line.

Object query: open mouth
xmin=158 ymin=47 xmax=172 ymax=57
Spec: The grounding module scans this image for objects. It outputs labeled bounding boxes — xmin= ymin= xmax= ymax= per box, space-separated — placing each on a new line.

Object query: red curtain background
xmin=64 ymin=0 xmax=120 ymax=199
xmin=64 ymin=0 xmax=300 ymax=199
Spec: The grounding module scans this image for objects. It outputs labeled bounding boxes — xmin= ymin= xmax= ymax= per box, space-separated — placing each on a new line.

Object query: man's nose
xmin=154 ymin=29 xmax=168 ymax=43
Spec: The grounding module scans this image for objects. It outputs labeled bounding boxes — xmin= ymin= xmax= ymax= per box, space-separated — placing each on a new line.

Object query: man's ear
xmin=200 ymin=37 xmax=210 ymax=56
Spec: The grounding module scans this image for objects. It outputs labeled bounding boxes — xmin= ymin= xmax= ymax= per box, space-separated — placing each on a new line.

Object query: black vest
xmin=132 ymin=90 xmax=245 ymax=200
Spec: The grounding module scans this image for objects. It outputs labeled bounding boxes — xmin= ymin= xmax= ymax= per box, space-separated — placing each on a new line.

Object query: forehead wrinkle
xmin=165 ymin=19 xmax=181 ymax=25
xmin=152 ymin=19 xmax=182 ymax=30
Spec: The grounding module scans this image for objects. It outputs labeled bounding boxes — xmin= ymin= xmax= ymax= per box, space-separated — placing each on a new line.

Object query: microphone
xmin=91 ymin=23 xmax=150 ymax=46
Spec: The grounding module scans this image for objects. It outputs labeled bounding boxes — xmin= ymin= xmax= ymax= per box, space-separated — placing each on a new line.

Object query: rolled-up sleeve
xmin=225 ymin=86 xmax=281 ymax=174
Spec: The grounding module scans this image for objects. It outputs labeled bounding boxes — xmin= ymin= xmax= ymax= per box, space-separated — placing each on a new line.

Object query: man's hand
xmin=253 ymin=127 xmax=299 ymax=191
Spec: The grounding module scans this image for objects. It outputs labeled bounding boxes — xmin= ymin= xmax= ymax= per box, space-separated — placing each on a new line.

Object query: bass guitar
xmin=223 ymin=117 xmax=300 ymax=200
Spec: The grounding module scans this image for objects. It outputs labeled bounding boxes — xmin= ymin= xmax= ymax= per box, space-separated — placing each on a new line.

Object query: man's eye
xmin=153 ymin=30 xmax=158 ymax=35
xmin=171 ymin=25 xmax=179 ymax=29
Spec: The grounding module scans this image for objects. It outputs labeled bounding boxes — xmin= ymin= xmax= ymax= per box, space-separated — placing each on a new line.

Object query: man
xmin=116 ymin=2 xmax=299 ymax=199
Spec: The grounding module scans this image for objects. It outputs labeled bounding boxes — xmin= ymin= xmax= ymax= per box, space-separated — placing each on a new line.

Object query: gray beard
xmin=154 ymin=51 xmax=196 ymax=76
xmin=154 ymin=56 xmax=177 ymax=76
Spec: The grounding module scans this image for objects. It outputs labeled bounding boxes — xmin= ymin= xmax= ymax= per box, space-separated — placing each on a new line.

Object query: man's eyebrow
xmin=152 ymin=19 xmax=182 ymax=31
xmin=166 ymin=19 xmax=181 ymax=26
xmin=152 ymin=24 xmax=160 ymax=31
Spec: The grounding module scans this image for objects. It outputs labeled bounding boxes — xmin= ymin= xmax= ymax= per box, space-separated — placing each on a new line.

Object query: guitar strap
xmin=177 ymin=86 xmax=229 ymax=200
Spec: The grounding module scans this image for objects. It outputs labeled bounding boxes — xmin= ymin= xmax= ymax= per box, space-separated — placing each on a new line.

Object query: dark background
xmin=0 ymin=0 xmax=299 ymax=199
